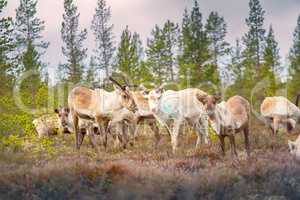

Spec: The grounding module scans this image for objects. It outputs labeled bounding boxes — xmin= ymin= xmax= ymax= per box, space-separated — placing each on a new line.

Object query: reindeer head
xmin=110 ymin=77 xmax=138 ymax=112
xmin=197 ymin=94 xmax=222 ymax=117
xmin=146 ymin=83 xmax=166 ymax=112
xmin=54 ymin=107 xmax=70 ymax=133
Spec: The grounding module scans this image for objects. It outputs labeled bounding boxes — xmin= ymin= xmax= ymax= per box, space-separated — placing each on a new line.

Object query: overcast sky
xmin=2 ymin=0 xmax=300 ymax=80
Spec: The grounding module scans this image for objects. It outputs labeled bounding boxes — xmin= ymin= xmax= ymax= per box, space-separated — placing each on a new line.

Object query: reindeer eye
xmin=58 ymin=114 xmax=61 ymax=117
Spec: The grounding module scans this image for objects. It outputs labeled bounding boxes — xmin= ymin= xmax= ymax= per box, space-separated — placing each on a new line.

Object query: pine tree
xmin=115 ymin=26 xmax=142 ymax=82
xmin=85 ymin=56 xmax=96 ymax=85
xmin=91 ymin=0 xmax=115 ymax=80
xmin=138 ymin=61 xmax=153 ymax=84
xmin=229 ymin=39 xmax=244 ymax=82
xmin=0 ymin=0 xmax=15 ymax=94
xmin=146 ymin=20 xmax=178 ymax=83
xmin=14 ymin=0 xmax=49 ymax=74
xmin=242 ymin=0 xmax=266 ymax=74
xmin=21 ymin=40 xmax=42 ymax=106
xmin=289 ymin=15 xmax=300 ymax=74
xmin=261 ymin=26 xmax=280 ymax=96
xmin=13 ymin=0 xmax=49 ymax=108
xmin=288 ymin=15 xmax=300 ymax=97
xmin=146 ymin=25 xmax=167 ymax=83
xmin=205 ymin=11 xmax=229 ymax=66
xmin=60 ymin=0 xmax=87 ymax=83
xmin=161 ymin=20 xmax=179 ymax=81
xmin=178 ymin=1 xmax=210 ymax=87
xmin=263 ymin=25 xmax=280 ymax=76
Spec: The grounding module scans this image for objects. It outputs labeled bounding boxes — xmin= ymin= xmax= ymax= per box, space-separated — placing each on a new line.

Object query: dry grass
xmin=0 ymin=119 xmax=300 ymax=200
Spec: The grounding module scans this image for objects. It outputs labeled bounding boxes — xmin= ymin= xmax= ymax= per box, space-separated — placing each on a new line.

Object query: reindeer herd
xmin=33 ymin=77 xmax=300 ymax=161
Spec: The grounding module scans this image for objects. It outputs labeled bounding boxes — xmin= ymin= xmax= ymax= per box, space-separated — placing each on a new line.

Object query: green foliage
xmin=178 ymin=1 xmax=211 ymax=87
xmin=115 ymin=26 xmax=143 ymax=82
xmin=91 ymin=0 xmax=115 ymax=80
xmin=0 ymin=134 xmax=23 ymax=151
xmin=14 ymin=0 xmax=49 ymax=75
xmin=288 ymin=15 xmax=300 ymax=97
xmin=205 ymin=11 xmax=229 ymax=65
xmin=242 ymin=0 xmax=266 ymax=77
xmin=60 ymin=0 xmax=87 ymax=83
xmin=0 ymin=0 xmax=15 ymax=92
xmin=146 ymin=21 xmax=178 ymax=83
xmin=260 ymin=25 xmax=281 ymax=96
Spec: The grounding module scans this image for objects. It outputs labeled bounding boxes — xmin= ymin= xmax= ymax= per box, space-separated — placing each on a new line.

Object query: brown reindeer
xmin=54 ymin=107 xmax=100 ymax=148
xmin=68 ymin=77 xmax=138 ymax=150
xmin=197 ymin=95 xmax=250 ymax=160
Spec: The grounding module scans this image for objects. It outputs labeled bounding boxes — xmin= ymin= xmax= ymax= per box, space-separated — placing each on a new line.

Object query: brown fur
xmin=197 ymin=95 xmax=250 ymax=160
xmin=132 ymin=91 xmax=149 ymax=111
xmin=226 ymin=96 xmax=250 ymax=127
xmin=68 ymin=85 xmax=137 ymax=150
xmin=72 ymin=87 xmax=92 ymax=109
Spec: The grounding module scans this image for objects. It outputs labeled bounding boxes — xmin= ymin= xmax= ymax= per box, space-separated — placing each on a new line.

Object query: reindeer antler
xmin=109 ymin=77 xmax=126 ymax=90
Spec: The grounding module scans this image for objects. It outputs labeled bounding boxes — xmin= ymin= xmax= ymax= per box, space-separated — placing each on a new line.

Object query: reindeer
xmin=197 ymin=95 xmax=250 ymax=159
xmin=68 ymin=77 xmax=138 ymax=150
xmin=260 ymin=96 xmax=300 ymax=135
xmin=288 ymin=134 xmax=300 ymax=161
xmin=145 ymin=85 xmax=209 ymax=154
xmin=54 ymin=107 xmax=100 ymax=148
xmin=106 ymin=85 xmax=162 ymax=148
xmin=32 ymin=115 xmax=59 ymax=138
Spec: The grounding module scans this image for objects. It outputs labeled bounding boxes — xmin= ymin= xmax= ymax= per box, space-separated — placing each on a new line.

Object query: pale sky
xmin=2 ymin=0 xmax=300 ymax=81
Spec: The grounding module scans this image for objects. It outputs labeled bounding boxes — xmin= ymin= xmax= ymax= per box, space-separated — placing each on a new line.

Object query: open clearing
xmin=0 ymin=120 xmax=300 ymax=200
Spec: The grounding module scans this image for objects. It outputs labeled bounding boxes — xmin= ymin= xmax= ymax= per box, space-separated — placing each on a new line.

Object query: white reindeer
xmin=288 ymin=135 xmax=300 ymax=161
xmin=260 ymin=96 xmax=300 ymax=135
xmin=145 ymin=85 xmax=209 ymax=154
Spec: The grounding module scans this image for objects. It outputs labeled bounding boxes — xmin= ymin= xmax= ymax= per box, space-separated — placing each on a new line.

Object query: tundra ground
xmin=0 ymin=120 xmax=300 ymax=200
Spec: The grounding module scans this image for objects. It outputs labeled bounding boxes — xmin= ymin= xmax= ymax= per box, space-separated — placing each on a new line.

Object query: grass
xmin=0 ymin=119 xmax=300 ymax=199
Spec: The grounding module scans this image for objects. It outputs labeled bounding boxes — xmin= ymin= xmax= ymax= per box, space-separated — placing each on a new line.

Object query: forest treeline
xmin=1 ymin=0 xmax=300 ymax=139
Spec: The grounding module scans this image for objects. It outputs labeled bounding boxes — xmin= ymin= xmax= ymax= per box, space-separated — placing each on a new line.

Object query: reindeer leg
xmin=87 ymin=127 xmax=98 ymax=151
xmin=218 ymin=135 xmax=226 ymax=156
xmin=229 ymin=134 xmax=238 ymax=159
xmin=171 ymin=120 xmax=181 ymax=154
xmin=116 ymin=122 xmax=125 ymax=149
xmin=72 ymin=112 xmax=80 ymax=150
xmin=96 ymin=117 xmax=107 ymax=149
xmin=78 ymin=130 xmax=85 ymax=149
xmin=149 ymin=121 xmax=160 ymax=148
xmin=244 ymin=125 xmax=250 ymax=157
xmin=273 ymin=115 xmax=280 ymax=136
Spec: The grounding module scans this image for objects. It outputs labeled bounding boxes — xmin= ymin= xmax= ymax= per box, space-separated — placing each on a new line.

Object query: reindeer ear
xmin=197 ymin=94 xmax=208 ymax=104
xmin=155 ymin=83 xmax=166 ymax=94
xmin=54 ymin=108 xmax=59 ymax=114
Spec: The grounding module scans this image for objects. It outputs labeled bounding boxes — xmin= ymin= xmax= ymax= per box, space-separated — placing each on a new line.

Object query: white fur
xmin=32 ymin=115 xmax=59 ymax=138
xmin=261 ymin=96 xmax=300 ymax=118
xmin=148 ymin=88 xmax=209 ymax=153
xmin=261 ymin=96 xmax=300 ymax=133
xmin=288 ymin=135 xmax=300 ymax=161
